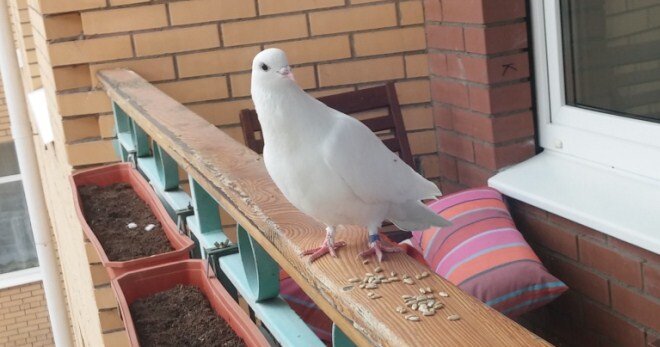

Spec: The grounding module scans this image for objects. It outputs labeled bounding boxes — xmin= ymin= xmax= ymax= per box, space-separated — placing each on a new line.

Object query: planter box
xmin=71 ymin=163 xmax=194 ymax=279
xmin=112 ymin=260 xmax=269 ymax=347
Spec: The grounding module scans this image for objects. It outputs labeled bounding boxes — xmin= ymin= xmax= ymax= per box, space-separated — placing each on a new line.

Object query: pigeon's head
xmin=251 ymin=48 xmax=295 ymax=88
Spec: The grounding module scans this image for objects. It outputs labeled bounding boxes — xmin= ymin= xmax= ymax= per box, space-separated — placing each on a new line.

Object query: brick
xmin=98 ymin=308 xmax=123 ymax=332
xmin=265 ymin=36 xmax=351 ymax=65
xmin=548 ymin=214 xmax=607 ymax=242
xmin=57 ymin=90 xmax=111 ymax=117
xmin=354 ymin=27 xmax=426 ymax=56
xmin=437 ymin=129 xmax=474 ymax=162
xmin=608 ymin=237 xmax=660 ymax=264
xmin=400 ymin=1 xmax=424 ymax=25
xmin=452 ymin=108 xmax=492 ymax=140
xmin=437 ymin=152 xmax=458 ymax=181
xmin=508 ymin=199 xmax=547 ymax=227
xmin=514 ymin=212 xmax=579 ymax=260
xmin=473 ymin=139 xmax=535 ymax=170
xmin=49 ymin=36 xmax=133 ymax=66
xmin=395 ymin=79 xmax=430 ymax=105
xmin=318 ymin=56 xmax=404 ymax=87
xmin=579 ymin=238 xmax=643 ymax=288
xmin=611 ymin=283 xmax=660 ymax=331
xmin=483 ymin=0 xmax=527 ymax=23
xmin=66 ymin=140 xmax=118 ymax=167
xmin=30 ymin=11 xmax=82 ymax=40
xmin=89 ymin=57 xmax=176 ymax=87
xmin=258 ymin=0 xmax=344 ymax=15
xmin=102 ymin=329 xmax=129 ymax=347
xmin=222 ymin=15 xmax=308 ymax=47
xmin=408 ymin=130 xmax=437 ymax=155
xmin=310 ymin=4 xmax=397 ymax=35
xmin=156 ymin=76 xmax=229 ymax=104
xmin=643 ymin=263 xmax=660 ymax=298
xmin=89 ymin=263 xmax=109 ymax=286
xmin=94 ymin=285 xmax=117 ymax=310
xmin=405 ymin=54 xmax=429 ymax=78
xmin=62 ymin=117 xmax=100 ymax=142
xmin=81 ymin=5 xmax=167 ymax=35
xmin=110 ymin=0 xmax=149 ymax=5
xmin=433 ymin=103 xmax=453 ymax=129
xmin=456 ymin=160 xmax=491 ymax=187
xmin=35 ymin=0 xmax=105 ymax=14
xmin=468 ymin=82 xmax=532 ymax=114
xmin=420 ymin=154 xmax=440 ymax=178
xmin=431 ymin=78 xmax=469 ymax=108
xmin=99 ymin=115 xmax=116 ymax=138
xmin=177 ymin=46 xmax=261 ymax=78
xmin=402 ymin=106 xmax=433 ymax=130
xmin=423 ymin=0 xmax=442 ymax=21
xmin=464 ymin=22 xmax=528 ymax=54
xmin=428 ymin=52 xmax=447 ymax=76
xmin=441 ymin=0 xmax=484 ymax=23
xmin=426 ymin=24 xmax=464 ymax=51
xmin=134 ymin=24 xmax=220 ymax=57
xmin=169 ymin=0 xmax=256 ymax=25
xmin=491 ymin=111 xmax=535 ymax=143
xmin=52 ymin=65 xmax=91 ymax=91
xmin=187 ymin=99 xmax=252 ymax=126
xmin=446 ymin=52 xmax=529 ymax=84
xmin=542 ymin=253 xmax=610 ymax=305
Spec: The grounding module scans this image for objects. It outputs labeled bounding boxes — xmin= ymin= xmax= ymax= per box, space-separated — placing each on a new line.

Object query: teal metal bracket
xmin=237 ymin=224 xmax=279 ymax=301
xmin=332 ymin=324 xmax=356 ymax=347
xmin=153 ymin=142 xmax=179 ymax=190
xmin=129 ymin=118 xmax=150 ymax=157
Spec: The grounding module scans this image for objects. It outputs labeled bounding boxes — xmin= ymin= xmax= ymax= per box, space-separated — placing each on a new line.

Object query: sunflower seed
xmin=396 ymin=307 xmax=408 ymax=314
xmin=447 ymin=314 xmax=460 ymax=321
xmin=406 ymin=315 xmax=420 ymax=322
xmin=418 ymin=288 xmax=426 ymax=294
xmin=127 ymin=222 xmax=138 ymax=229
xmin=342 ymin=285 xmax=354 ymax=291
xmin=370 ymin=294 xmax=382 ymax=299
xmin=403 ymin=274 xmax=410 ymax=279
xmin=427 ymin=299 xmax=435 ymax=306
xmin=374 ymin=266 xmax=383 ymax=273
xmin=411 ymin=303 xmax=418 ymax=310
xmin=418 ymin=303 xmax=428 ymax=311
xmin=390 ymin=271 xmax=397 ymax=277
xmin=365 ymin=272 xmax=374 ymax=277
xmin=423 ymin=310 xmax=435 ymax=316
xmin=367 ymin=291 xmax=376 ymax=297
xmin=388 ymin=277 xmax=400 ymax=282
xmin=359 ymin=284 xmax=365 ymax=289
xmin=439 ymin=291 xmax=449 ymax=297
xmin=381 ymin=279 xmax=391 ymax=283
xmin=434 ymin=303 xmax=444 ymax=310
xmin=415 ymin=274 xmax=422 ymax=280
xmin=365 ymin=283 xmax=378 ymax=289
xmin=403 ymin=278 xmax=414 ymax=285
xmin=348 ymin=278 xmax=360 ymax=283
xmin=426 ymin=294 xmax=435 ymax=299
xmin=401 ymin=295 xmax=413 ymax=300
xmin=144 ymin=224 xmax=156 ymax=232
xmin=362 ymin=259 xmax=370 ymax=265
xmin=421 ymin=271 xmax=430 ymax=278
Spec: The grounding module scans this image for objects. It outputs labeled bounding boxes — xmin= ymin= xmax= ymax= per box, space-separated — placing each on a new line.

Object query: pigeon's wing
xmin=322 ymin=112 xmax=441 ymax=204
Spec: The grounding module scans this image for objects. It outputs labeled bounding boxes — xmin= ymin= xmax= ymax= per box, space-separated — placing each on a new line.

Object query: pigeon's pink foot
xmin=359 ymin=240 xmax=402 ymax=263
xmin=301 ymin=239 xmax=347 ymax=263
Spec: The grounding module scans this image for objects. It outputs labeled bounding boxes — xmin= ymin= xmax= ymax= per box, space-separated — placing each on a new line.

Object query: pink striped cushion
xmin=411 ymin=187 xmax=567 ymax=317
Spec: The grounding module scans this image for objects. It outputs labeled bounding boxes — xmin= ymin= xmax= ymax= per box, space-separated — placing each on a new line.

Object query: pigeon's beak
xmin=277 ymin=66 xmax=295 ymax=81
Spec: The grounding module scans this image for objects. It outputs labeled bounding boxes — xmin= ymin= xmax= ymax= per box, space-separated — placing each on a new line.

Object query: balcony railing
xmin=98 ymin=69 xmax=550 ymax=347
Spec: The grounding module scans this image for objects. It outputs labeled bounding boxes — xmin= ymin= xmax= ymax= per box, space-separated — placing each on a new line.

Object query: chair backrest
xmin=239 ymin=82 xmax=416 ymax=170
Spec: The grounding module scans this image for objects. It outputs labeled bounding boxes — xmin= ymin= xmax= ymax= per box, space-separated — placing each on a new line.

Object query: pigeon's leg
xmin=358 ymin=225 xmax=402 ymax=262
xmin=300 ymin=225 xmax=347 ymax=262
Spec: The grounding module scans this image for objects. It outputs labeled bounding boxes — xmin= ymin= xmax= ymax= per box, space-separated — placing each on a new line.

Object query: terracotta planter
xmin=71 ymin=163 xmax=194 ymax=279
xmin=112 ymin=260 xmax=269 ymax=347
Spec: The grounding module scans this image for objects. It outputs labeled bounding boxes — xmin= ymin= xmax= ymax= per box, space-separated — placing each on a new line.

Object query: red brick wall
xmin=423 ymin=1 xmax=659 ymax=346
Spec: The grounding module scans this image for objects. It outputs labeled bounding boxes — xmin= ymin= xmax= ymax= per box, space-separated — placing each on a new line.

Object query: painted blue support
xmin=237 ymin=224 xmax=279 ymax=301
xmin=130 ymin=119 xmax=150 ymax=157
xmin=332 ymin=324 xmax=356 ymax=347
xmin=218 ymin=253 xmax=325 ymax=347
xmin=153 ymin=142 xmax=179 ymax=190
xmin=188 ymin=176 xmax=227 ymax=258
xmin=112 ymin=103 xmax=134 ymax=160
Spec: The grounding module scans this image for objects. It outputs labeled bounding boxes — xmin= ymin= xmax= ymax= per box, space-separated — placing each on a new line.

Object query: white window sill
xmin=488 ymin=150 xmax=660 ymax=255
xmin=0 ymin=267 xmax=42 ymax=290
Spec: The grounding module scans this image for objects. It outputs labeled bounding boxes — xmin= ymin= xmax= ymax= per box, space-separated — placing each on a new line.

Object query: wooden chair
xmin=239 ymin=82 xmax=414 ymax=241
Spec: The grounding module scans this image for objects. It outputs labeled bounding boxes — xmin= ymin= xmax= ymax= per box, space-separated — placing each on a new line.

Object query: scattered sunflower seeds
xmin=439 ymin=291 xmax=449 ymax=297
xmin=434 ymin=303 xmax=444 ymax=310
xmin=415 ymin=274 xmax=422 ymax=280
xmin=395 ymin=306 xmax=407 ymax=314
xmin=411 ymin=303 xmax=418 ymax=310
xmin=370 ymin=294 xmax=382 ymax=299
xmin=374 ymin=266 xmax=383 ymax=273
xmin=127 ymin=222 xmax=137 ymax=229
xmin=425 ymin=287 xmax=432 ymax=293
xmin=447 ymin=314 xmax=461 ymax=321
xmin=365 ymin=283 xmax=378 ymax=289
xmin=342 ymin=285 xmax=354 ymax=291
xmin=421 ymin=271 xmax=430 ymax=278
xmin=403 ymin=278 xmax=414 ymax=285
xmin=144 ymin=224 xmax=156 ymax=231
xmin=401 ymin=295 xmax=413 ymax=300
xmin=348 ymin=278 xmax=360 ymax=283
xmin=423 ymin=310 xmax=436 ymax=316
xmin=388 ymin=277 xmax=400 ymax=282
xmin=359 ymin=284 xmax=365 ymax=289
xmin=405 ymin=315 xmax=420 ymax=322
xmin=418 ymin=288 xmax=426 ymax=294
xmin=390 ymin=271 xmax=397 ymax=277
xmin=362 ymin=260 xmax=370 ymax=265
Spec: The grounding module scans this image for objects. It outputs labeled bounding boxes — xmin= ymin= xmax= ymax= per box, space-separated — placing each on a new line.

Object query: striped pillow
xmin=411 ymin=187 xmax=567 ymax=317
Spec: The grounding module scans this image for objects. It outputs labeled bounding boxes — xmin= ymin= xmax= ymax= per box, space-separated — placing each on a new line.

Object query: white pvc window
xmin=532 ymin=0 xmax=660 ymax=180
xmin=0 ymin=141 xmax=39 ymax=287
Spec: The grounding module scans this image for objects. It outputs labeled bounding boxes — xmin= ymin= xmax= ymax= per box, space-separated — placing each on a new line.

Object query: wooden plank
xmin=98 ymin=69 xmax=551 ymax=347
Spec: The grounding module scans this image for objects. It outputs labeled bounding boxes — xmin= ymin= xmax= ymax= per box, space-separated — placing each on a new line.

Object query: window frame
xmin=531 ymin=0 xmax=660 ymax=181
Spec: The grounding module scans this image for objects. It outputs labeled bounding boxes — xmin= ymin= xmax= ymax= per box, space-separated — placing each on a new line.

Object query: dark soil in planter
xmin=130 ymin=284 xmax=246 ymax=347
xmin=79 ymin=183 xmax=173 ymax=261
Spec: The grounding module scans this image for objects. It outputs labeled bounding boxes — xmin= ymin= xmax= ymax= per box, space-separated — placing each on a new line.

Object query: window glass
xmin=0 ymin=142 xmax=20 ymax=177
xmin=561 ymin=0 xmax=660 ymax=122
xmin=0 ymin=181 xmax=37 ymax=274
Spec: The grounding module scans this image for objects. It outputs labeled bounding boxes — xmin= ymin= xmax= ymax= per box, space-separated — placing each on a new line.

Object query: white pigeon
xmin=251 ymin=48 xmax=451 ymax=262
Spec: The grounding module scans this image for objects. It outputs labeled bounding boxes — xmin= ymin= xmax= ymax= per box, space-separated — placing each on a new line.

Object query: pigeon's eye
xmin=260 ymin=63 xmax=270 ymax=71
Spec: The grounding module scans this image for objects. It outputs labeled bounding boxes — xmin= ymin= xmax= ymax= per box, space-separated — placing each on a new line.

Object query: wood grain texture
xmin=98 ymin=69 xmax=551 ymax=347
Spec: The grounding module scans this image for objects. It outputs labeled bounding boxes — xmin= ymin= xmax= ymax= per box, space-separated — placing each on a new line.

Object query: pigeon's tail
xmin=386 ymin=201 xmax=452 ymax=231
